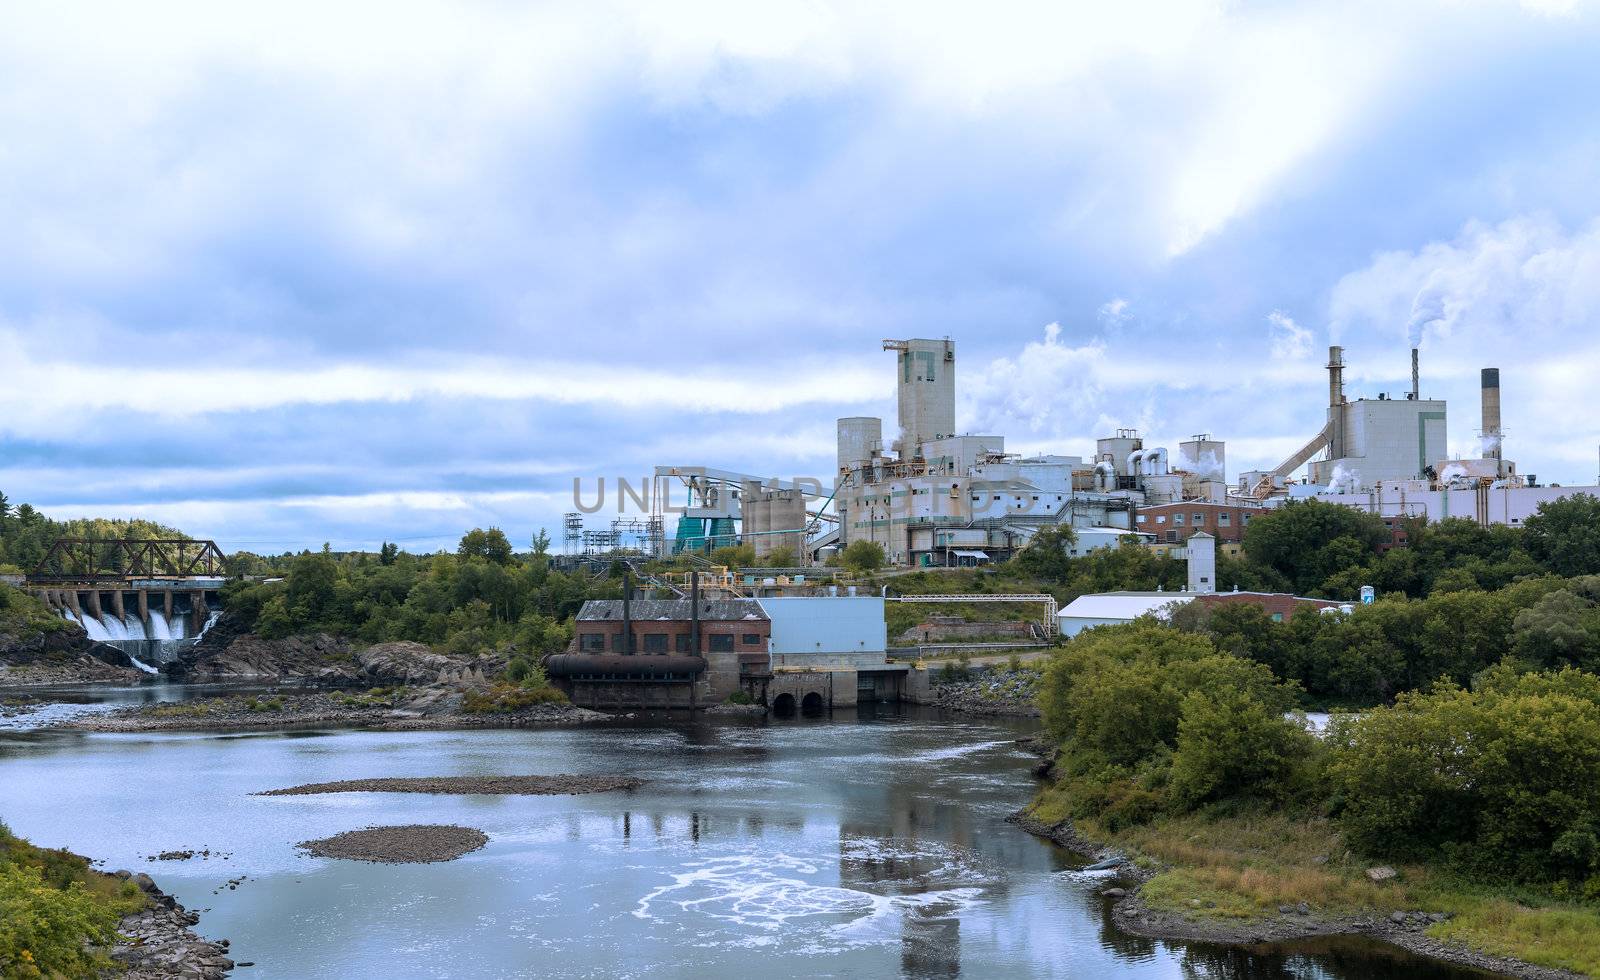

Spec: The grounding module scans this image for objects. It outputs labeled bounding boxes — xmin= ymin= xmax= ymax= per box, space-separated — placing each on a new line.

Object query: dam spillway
xmin=33 ymin=581 xmax=223 ymax=670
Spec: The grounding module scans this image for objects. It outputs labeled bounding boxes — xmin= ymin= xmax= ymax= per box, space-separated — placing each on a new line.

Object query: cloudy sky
xmin=3 ymin=0 xmax=1600 ymax=553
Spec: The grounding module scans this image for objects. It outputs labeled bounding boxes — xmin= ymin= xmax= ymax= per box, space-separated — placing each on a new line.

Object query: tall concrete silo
xmin=883 ymin=338 xmax=955 ymax=459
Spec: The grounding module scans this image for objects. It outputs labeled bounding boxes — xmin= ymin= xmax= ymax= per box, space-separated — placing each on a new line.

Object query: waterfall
xmin=57 ymin=597 xmax=216 ymax=671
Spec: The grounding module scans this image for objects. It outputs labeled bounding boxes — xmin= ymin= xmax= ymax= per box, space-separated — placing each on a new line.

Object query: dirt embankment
xmin=258 ymin=774 xmax=642 ymax=797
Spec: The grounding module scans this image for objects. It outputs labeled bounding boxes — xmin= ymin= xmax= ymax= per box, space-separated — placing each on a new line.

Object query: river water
xmin=0 ymin=692 xmax=1493 ymax=979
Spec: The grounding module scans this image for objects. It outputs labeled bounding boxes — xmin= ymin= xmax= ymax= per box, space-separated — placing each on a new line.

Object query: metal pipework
xmin=1481 ymin=368 xmax=1502 ymax=461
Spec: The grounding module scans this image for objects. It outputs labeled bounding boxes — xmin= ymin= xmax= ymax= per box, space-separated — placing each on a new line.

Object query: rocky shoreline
xmin=54 ymin=689 xmax=608 ymax=733
xmin=106 ymin=870 xmax=234 ymax=979
xmin=1005 ymin=811 xmax=1583 ymax=979
xmin=924 ymin=665 xmax=1042 ymax=717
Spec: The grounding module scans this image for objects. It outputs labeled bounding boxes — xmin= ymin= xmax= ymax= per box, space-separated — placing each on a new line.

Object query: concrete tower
xmin=883 ymin=338 xmax=955 ymax=459
xmin=1186 ymin=531 xmax=1216 ymax=595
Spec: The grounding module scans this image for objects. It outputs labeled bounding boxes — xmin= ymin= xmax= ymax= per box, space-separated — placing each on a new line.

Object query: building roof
xmin=1056 ymin=592 xmax=1197 ymax=621
xmin=1056 ymin=589 xmax=1340 ymax=622
xmin=576 ymin=599 xmax=767 ymax=622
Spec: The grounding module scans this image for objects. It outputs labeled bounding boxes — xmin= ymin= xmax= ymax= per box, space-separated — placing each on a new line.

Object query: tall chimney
xmin=1411 ymin=348 xmax=1420 ymax=400
xmin=1481 ymin=368 xmax=1502 ymax=462
xmin=1328 ymin=346 xmax=1346 ymax=461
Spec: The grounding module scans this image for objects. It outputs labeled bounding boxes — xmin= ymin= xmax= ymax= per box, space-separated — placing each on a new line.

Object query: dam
xmin=24 ymin=537 xmax=227 ymax=670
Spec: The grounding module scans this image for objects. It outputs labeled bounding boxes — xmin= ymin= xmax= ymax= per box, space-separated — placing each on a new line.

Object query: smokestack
xmin=1481 ymin=368 xmax=1502 ymax=462
xmin=1328 ymin=346 xmax=1346 ymax=461
xmin=1411 ymin=348 xmax=1420 ymax=401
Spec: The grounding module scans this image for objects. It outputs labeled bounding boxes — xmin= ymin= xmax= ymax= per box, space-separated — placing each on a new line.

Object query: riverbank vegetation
xmin=220 ymin=529 xmax=617 ymax=661
xmin=0 ymin=820 xmax=144 ymax=978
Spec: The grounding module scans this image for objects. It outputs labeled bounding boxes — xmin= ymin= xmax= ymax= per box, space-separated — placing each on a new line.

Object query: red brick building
xmin=1136 ymin=501 xmax=1265 ymax=546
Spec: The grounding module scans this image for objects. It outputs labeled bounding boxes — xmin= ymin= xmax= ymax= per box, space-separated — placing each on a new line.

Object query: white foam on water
xmin=633 ymin=844 xmax=989 ymax=952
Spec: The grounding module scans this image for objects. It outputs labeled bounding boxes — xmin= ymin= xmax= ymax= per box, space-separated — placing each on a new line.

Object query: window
xmin=612 ymin=632 xmax=630 ymax=654
xmin=579 ymin=633 xmax=605 ymax=652
xmin=1242 ymin=514 xmax=1252 ymax=524
xmin=1156 ymin=515 xmax=1167 ymax=524
xmin=643 ymin=633 xmax=668 ymax=654
xmin=1218 ymin=513 xmax=1231 ymax=526
xmin=675 ymin=634 xmax=692 ymax=653
xmin=1192 ymin=513 xmax=1205 ymax=525
xmin=709 ymin=634 xmax=734 ymax=652
xmin=1271 ymin=613 xmax=1284 ymax=623
xmin=1136 ymin=515 xmax=1147 ymax=523
xmin=742 ymin=633 xmax=763 ymax=646
xmin=1173 ymin=513 xmax=1185 ymax=526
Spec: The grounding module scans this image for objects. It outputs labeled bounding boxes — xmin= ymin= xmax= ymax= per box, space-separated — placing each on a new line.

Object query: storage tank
xmin=837 ymin=417 xmax=883 ymax=474
xmin=765 ymin=490 xmax=809 ymax=561
xmin=740 ymin=487 xmax=770 ymax=549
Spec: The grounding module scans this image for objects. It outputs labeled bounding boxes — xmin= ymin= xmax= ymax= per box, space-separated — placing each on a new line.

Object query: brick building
xmin=1135 ymin=501 xmax=1265 ymax=547
xmin=545 ymin=598 xmax=770 ymax=709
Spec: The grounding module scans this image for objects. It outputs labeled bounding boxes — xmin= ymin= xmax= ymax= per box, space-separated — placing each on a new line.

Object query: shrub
xmin=1327 ymin=668 xmax=1600 ymax=882
xmin=726 ymin=690 xmax=754 ymax=705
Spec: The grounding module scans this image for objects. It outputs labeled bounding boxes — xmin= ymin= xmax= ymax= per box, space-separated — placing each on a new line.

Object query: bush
xmin=1327 ymin=667 xmax=1600 ymax=883
xmin=726 ymin=690 xmax=754 ymax=705
xmin=0 ymin=824 xmax=143 ymax=979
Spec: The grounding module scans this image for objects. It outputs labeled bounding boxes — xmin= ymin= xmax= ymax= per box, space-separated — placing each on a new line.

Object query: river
xmin=0 ymin=689 xmax=1494 ymax=979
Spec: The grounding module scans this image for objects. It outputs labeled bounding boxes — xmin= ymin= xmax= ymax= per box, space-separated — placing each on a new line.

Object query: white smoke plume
xmin=1267 ymin=310 xmax=1313 ymax=360
xmin=1438 ymin=462 xmax=1470 ymax=485
xmin=1324 ymin=462 xmax=1361 ymax=493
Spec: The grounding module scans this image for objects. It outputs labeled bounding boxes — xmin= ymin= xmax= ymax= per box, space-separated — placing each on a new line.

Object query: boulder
xmin=356 ymin=642 xmax=468 ymax=686
xmin=1365 ymin=866 xmax=1398 ymax=883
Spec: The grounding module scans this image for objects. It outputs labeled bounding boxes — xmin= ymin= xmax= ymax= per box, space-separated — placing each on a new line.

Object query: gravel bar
xmin=257 ymin=774 xmax=643 ymax=797
xmin=298 ymin=824 xmax=489 ymax=864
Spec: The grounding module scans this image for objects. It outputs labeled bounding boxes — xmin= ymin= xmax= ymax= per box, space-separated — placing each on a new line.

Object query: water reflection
xmin=0 ymin=694 xmax=1503 ymax=979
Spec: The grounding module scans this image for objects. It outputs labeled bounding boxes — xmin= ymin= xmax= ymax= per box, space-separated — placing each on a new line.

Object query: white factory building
xmin=645 ymin=337 xmax=1600 ymax=569
xmin=831 ymin=339 xmax=1232 ymax=566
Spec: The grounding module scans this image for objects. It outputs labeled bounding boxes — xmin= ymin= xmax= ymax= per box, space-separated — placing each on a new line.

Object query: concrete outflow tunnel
xmin=772 ymin=693 xmax=797 ymax=717
xmin=801 ymin=692 xmax=824 ymax=717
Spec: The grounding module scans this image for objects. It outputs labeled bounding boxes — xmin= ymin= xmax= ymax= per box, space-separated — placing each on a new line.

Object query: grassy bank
xmin=0 ymin=820 xmax=146 ymax=977
xmin=1026 ymin=788 xmax=1600 ymax=976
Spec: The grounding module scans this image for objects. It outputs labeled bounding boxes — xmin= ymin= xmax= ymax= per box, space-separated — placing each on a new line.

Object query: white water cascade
xmin=61 ymin=601 xmax=215 ymax=673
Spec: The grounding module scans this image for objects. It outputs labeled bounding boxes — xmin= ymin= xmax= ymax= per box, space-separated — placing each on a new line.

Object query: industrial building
xmin=829 ymin=340 xmax=1229 ymax=566
xmin=544 ymin=577 xmax=906 ymax=713
xmin=624 ymin=335 xmax=1600 ymax=570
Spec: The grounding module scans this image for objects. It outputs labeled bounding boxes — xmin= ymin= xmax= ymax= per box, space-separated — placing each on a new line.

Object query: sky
xmin=3 ymin=0 xmax=1600 ymax=554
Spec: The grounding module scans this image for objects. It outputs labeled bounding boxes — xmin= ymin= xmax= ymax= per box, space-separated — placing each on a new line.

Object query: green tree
xmin=379 ymin=542 xmax=399 ymax=566
xmin=839 ymin=540 xmax=886 ymax=576
xmin=1524 ymin=494 xmax=1600 ymax=578
xmin=458 ymin=528 xmax=514 ymax=565
xmin=530 ymin=528 xmax=551 ymax=564
xmin=1168 ymin=687 xmax=1312 ymax=808
xmin=1511 ymin=589 xmax=1600 ymax=669
xmin=1242 ymin=499 xmax=1389 ymax=596
xmin=710 ymin=544 xmax=757 ymax=568
xmin=1014 ymin=526 xmax=1076 ymax=582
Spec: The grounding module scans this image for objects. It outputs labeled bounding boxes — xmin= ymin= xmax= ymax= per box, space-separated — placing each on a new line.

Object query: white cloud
xmin=964 ymin=322 xmax=1107 ymax=436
